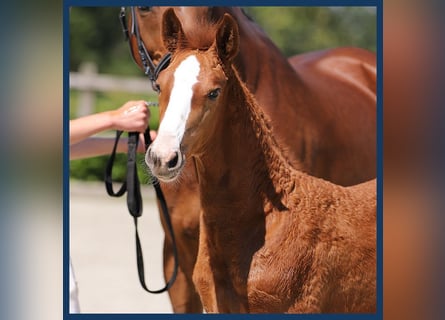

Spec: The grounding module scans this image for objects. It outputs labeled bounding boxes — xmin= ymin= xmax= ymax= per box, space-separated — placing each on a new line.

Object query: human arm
xmin=69 ymin=100 xmax=149 ymax=145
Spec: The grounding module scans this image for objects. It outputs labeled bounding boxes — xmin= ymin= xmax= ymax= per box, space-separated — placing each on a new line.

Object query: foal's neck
xmin=237 ymin=72 xmax=299 ymax=197
xmin=197 ymin=68 xmax=298 ymax=211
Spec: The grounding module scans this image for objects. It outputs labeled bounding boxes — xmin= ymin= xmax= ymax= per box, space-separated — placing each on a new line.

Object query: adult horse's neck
xmin=225 ymin=8 xmax=300 ymax=105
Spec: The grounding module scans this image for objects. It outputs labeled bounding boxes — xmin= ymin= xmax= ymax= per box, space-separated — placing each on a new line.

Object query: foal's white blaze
xmin=156 ymin=55 xmax=200 ymax=150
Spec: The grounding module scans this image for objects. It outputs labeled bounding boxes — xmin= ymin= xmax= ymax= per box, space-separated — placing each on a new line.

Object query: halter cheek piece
xmin=119 ymin=6 xmax=172 ymax=92
xmin=105 ymin=7 xmax=177 ymax=295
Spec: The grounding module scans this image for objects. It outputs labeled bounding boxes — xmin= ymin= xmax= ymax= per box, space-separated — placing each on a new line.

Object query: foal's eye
xmin=137 ymin=7 xmax=152 ymax=12
xmin=207 ymin=89 xmax=221 ymax=100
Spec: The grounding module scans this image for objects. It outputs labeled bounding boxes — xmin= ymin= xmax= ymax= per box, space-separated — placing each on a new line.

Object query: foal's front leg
xmin=191 ymin=213 xmax=221 ymax=312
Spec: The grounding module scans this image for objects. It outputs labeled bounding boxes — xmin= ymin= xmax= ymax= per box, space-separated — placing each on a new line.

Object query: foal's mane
xmin=180 ymin=14 xmax=220 ymax=51
xmin=233 ymin=70 xmax=301 ymax=197
xmin=178 ymin=7 xmax=264 ymax=50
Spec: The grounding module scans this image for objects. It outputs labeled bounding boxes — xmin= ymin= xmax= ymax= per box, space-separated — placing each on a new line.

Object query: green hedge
xmin=70 ymin=153 xmax=153 ymax=184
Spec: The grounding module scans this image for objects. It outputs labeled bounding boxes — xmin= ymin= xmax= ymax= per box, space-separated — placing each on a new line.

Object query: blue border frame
xmin=63 ymin=2 xmax=71 ymax=318
xmin=64 ymin=1 xmax=383 ymax=319
xmin=66 ymin=0 xmax=379 ymax=6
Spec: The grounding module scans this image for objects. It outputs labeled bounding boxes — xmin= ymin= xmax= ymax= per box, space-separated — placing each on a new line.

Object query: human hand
xmin=109 ymin=100 xmax=150 ymax=133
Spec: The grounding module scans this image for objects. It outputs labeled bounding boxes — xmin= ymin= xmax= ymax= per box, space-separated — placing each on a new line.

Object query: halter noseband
xmin=119 ymin=6 xmax=171 ymax=92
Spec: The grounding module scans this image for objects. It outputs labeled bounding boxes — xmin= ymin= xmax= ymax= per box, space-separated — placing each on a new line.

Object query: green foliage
xmin=243 ymin=7 xmax=376 ymax=55
xmin=70 ymin=153 xmax=152 ymax=183
xmin=70 ymin=7 xmax=140 ymax=75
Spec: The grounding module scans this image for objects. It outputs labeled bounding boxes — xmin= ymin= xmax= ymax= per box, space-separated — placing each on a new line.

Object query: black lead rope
xmin=105 ymin=128 xmax=178 ymax=294
xmin=111 ymin=6 xmax=177 ymax=294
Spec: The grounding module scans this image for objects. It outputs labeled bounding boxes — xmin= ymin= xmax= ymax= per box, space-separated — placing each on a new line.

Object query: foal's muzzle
xmin=145 ymin=146 xmax=184 ymax=182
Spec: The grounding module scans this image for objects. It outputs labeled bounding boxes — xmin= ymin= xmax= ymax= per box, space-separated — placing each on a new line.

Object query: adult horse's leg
xmin=157 ymin=162 xmax=203 ymax=313
xmin=163 ymin=233 xmax=202 ymax=312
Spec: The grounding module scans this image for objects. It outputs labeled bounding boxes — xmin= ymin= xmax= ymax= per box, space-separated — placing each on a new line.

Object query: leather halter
xmin=119 ymin=7 xmax=171 ymax=92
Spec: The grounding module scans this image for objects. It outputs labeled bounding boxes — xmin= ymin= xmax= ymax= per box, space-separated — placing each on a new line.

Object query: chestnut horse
xmin=126 ymin=7 xmax=376 ymax=312
xmin=146 ymin=9 xmax=376 ymax=313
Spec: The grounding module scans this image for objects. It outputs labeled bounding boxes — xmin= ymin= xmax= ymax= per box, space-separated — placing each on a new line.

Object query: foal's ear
xmin=215 ymin=13 xmax=239 ymax=64
xmin=162 ymin=8 xmax=186 ymax=53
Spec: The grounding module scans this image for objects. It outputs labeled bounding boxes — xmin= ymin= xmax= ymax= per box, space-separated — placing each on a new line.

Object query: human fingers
xmin=111 ymin=101 xmax=149 ymax=132
xmin=122 ymin=100 xmax=149 ymax=115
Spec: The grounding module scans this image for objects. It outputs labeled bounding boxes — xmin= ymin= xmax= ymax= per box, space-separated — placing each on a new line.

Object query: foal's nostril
xmin=146 ymin=147 xmax=160 ymax=168
xmin=167 ymin=151 xmax=180 ymax=169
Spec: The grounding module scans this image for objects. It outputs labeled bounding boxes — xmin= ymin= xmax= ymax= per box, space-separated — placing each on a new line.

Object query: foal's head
xmin=145 ymin=9 xmax=239 ymax=182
